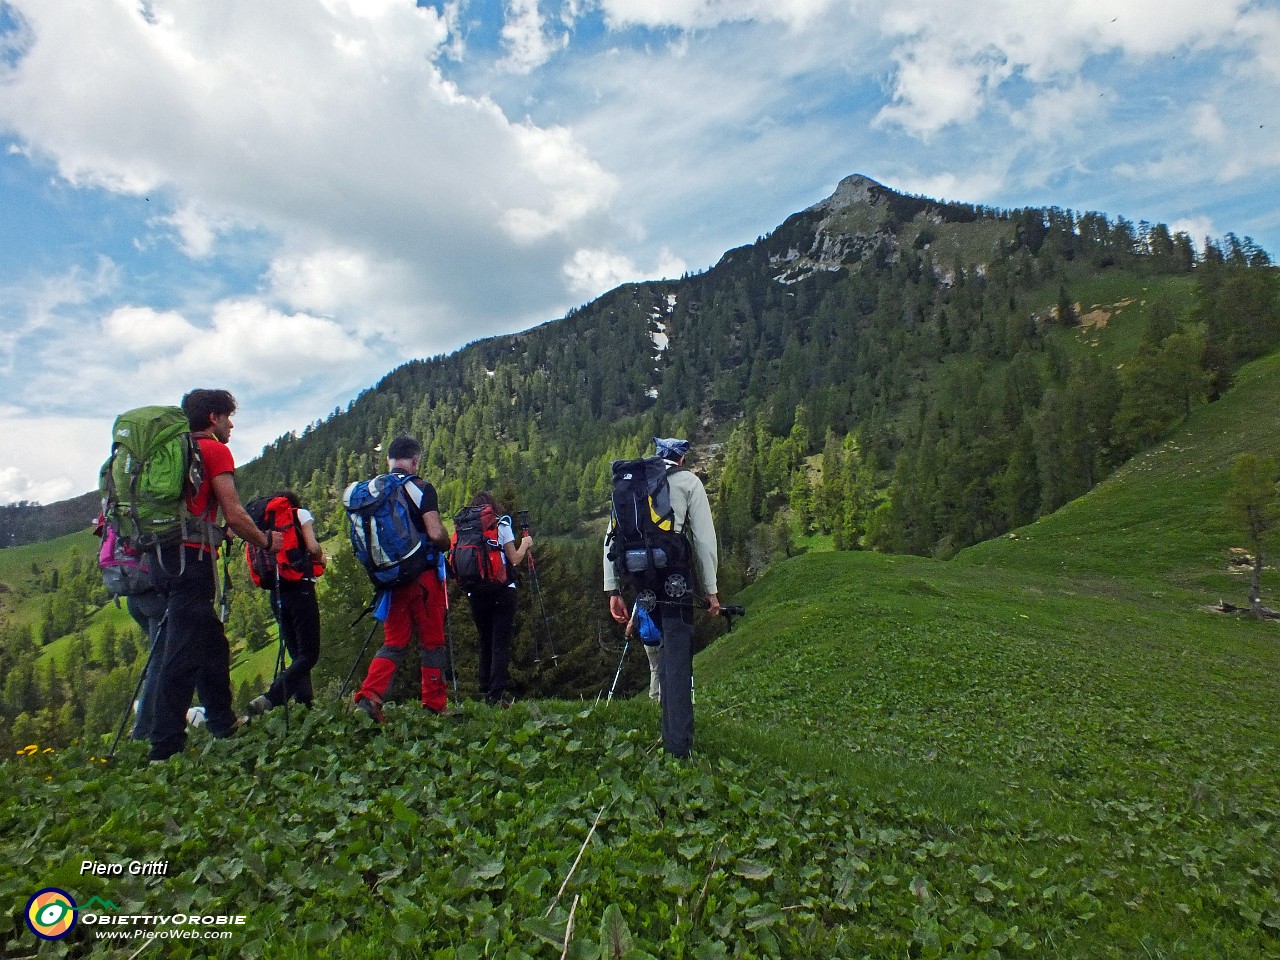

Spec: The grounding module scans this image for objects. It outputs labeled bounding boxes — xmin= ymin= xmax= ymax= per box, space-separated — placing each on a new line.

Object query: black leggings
xmin=468 ymin=585 xmax=518 ymax=702
xmin=265 ymin=580 xmax=321 ymax=707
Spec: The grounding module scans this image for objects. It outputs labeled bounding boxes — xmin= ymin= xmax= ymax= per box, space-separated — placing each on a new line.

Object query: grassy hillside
xmin=3 ymin=354 xmax=1279 ymax=958
xmin=0 ymin=529 xmax=96 ymax=632
xmin=958 ymin=347 xmax=1280 ymax=591
xmin=695 ymin=350 xmax=1280 ymax=957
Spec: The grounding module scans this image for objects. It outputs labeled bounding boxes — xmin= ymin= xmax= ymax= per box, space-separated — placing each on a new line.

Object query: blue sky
xmin=2 ymin=0 xmax=1278 ymax=506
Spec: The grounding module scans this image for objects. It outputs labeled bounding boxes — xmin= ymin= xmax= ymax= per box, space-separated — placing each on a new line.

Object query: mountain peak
xmin=807 ymin=174 xmax=892 ymax=214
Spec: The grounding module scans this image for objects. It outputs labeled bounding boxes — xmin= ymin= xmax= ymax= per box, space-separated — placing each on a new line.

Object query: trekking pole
xmin=602 ymin=599 xmax=640 ymax=703
xmin=444 ymin=612 xmax=458 ymax=695
xmin=439 ymin=552 xmax=458 ymax=697
xmin=530 ymin=593 xmax=543 ymax=665
xmin=701 ymin=600 xmax=746 ymax=632
xmin=219 ymin=544 xmax=233 ymax=623
xmin=517 ymin=511 xmax=558 ymax=662
xmin=270 ymin=555 xmax=291 ymax=733
xmin=339 ymin=601 xmax=381 ymax=700
xmin=108 ymin=662 xmax=151 ymax=763
xmin=106 ymin=613 xmax=165 ymax=762
xmin=517 ymin=513 xmax=543 ymax=663
xmin=604 ymin=637 xmax=630 ymax=703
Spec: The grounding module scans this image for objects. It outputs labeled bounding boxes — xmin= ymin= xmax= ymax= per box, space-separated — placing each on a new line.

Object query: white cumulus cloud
xmin=595 ymin=0 xmax=835 ymax=31
xmin=161 ymin=299 xmax=372 ymax=388
xmin=563 ymin=245 xmax=687 ymax=298
xmin=500 ymin=0 xmax=569 ymax=74
xmin=103 ymin=306 xmax=198 ymax=352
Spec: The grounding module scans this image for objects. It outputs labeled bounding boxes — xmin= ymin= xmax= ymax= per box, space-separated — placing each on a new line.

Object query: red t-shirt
xmin=184 ymin=437 xmax=235 ymax=548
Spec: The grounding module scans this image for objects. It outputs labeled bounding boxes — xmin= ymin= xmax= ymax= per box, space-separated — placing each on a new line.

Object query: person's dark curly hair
xmin=182 ymin=389 xmax=237 ymax=431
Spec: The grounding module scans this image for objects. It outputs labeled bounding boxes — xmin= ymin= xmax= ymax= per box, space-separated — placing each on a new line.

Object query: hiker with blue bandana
xmin=604 ymin=437 xmax=719 ymax=759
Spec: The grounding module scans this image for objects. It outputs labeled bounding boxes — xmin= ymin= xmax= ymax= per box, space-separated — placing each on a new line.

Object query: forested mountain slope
xmin=1 ymin=174 xmax=1277 ymax=756
xmin=956 ymin=347 xmax=1280 ymax=589
xmin=232 ymin=173 xmax=1274 ymax=569
xmin=5 ymin=173 xmax=1275 ymax=568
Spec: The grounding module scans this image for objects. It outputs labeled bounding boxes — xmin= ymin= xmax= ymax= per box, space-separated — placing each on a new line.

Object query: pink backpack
xmin=97 ymin=517 xmax=154 ymax=597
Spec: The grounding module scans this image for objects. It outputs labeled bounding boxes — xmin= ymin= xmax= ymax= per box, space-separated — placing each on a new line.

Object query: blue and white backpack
xmin=342 ymin=473 xmax=435 ymax=590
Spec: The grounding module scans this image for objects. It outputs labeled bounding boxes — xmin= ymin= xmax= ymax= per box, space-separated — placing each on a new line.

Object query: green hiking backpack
xmin=99 ymin=405 xmax=207 ymax=553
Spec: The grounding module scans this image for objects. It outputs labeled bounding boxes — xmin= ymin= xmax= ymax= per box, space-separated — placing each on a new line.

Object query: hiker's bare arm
xmin=504 ymin=535 xmax=532 ymax=566
xmin=301 ymin=518 xmax=323 ymax=561
xmin=211 ymin=474 xmax=279 ymax=550
xmin=423 ymin=510 xmax=450 ymax=551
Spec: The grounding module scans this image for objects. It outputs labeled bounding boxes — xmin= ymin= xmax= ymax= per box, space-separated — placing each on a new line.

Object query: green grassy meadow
xmin=0 ymin=530 xmax=96 ymax=634
xmin=3 ymin=351 xmax=1279 ymax=957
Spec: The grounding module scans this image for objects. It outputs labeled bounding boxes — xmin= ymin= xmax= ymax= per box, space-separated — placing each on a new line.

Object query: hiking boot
xmin=354 ymin=696 xmax=384 ymax=724
xmin=210 ymin=716 xmax=246 ymax=740
xmin=247 ymin=695 xmax=272 ymax=717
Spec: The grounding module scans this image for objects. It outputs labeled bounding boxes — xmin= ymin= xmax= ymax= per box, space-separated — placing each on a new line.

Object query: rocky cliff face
xmin=771 ymin=174 xmax=900 ymax=283
xmin=804 ymin=173 xmax=887 ymax=214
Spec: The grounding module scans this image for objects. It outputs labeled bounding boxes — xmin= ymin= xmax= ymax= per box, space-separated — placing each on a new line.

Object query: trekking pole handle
xmin=515 ymin=509 xmax=537 ymax=571
xmin=695 ymin=597 xmax=744 ymax=615
xmin=696 ymin=597 xmax=745 ymax=629
xmin=718 ymin=604 xmax=744 ymax=631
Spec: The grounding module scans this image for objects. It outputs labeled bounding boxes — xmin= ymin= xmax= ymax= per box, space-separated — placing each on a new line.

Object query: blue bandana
xmin=653 ymin=437 xmax=690 ymax=460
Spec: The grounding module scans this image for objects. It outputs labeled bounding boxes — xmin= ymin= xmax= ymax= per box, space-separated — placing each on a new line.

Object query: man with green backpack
xmin=102 ymin=389 xmax=283 ymax=762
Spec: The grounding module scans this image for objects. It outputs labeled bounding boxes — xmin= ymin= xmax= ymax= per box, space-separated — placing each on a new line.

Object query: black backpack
xmin=606 ymin=456 xmax=692 ymax=585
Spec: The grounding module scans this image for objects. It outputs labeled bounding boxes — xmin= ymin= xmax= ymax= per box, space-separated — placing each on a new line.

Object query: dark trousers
xmin=148 ymin=546 xmax=237 ymax=761
xmin=468 ymin=584 xmax=518 ymax=702
xmin=654 ymin=599 xmax=695 ymax=758
xmin=265 ymin=580 xmax=320 ymax=707
xmin=127 ymin=591 xmax=168 ymax=740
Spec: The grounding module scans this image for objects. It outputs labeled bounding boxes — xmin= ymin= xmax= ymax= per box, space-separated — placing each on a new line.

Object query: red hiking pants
xmin=356 ymin=569 xmax=448 ymax=712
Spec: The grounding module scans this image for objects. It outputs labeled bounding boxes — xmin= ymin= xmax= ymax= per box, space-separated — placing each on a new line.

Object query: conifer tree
xmin=1226 ymin=454 xmax=1280 ymax=618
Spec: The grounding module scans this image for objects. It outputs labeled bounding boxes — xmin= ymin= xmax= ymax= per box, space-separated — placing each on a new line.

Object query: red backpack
xmin=449 ymin=504 xmax=510 ymax=587
xmin=244 ymin=495 xmax=324 ymax=590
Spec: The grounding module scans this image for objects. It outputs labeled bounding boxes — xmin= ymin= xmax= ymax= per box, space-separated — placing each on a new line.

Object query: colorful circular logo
xmin=25 ymin=888 xmax=77 ymax=940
